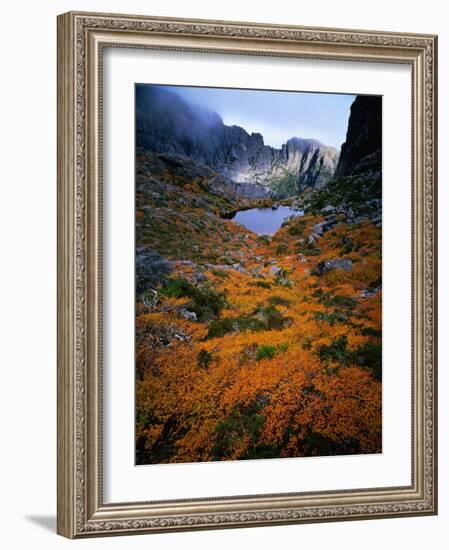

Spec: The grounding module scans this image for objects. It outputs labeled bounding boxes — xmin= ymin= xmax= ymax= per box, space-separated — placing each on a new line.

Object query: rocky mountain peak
xmin=136 ymin=86 xmax=340 ymax=198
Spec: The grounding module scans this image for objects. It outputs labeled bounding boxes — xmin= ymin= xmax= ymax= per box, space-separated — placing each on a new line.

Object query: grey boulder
xmin=315 ymin=258 xmax=353 ymax=276
xmin=136 ymin=248 xmax=173 ymax=293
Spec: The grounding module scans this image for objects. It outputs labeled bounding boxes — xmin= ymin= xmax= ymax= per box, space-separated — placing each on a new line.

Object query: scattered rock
xmin=230 ymin=263 xmax=245 ymax=274
xmin=321 ymin=205 xmax=336 ymax=214
xmin=312 ymin=222 xmax=326 ymax=236
xmin=177 ymin=260 xmax=196 ymax=268
xmin=360 ymin=285 xmax=381 ymax=297
xmin=175 ymin=260 xmax=208 ymax=285
xmin=311 ymin=215 xmax=340 ymax=240
xmin=276 ymin=276 xmax=293 ymax=288
xmin=179 ymin=309 xmax=197 ymax=321
xmin=205 ymin=263 xmax=246 ymax=274
xmin=174 ymin=333 xmax=190 ymax=342
xmin=269 ymin=266 xmax=282 ymax=277
xmin=192 ymin=271 xmax=208 ymax=284
xmin=315 ymin=258 xmax=353 ymax=276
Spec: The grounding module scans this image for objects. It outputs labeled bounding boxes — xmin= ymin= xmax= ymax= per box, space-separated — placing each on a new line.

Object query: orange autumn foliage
xmin=135 ymin=174 xmax=382 ymax=464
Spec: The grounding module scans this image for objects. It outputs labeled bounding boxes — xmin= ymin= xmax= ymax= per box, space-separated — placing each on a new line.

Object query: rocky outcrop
xmin=307 ymin=95 xmax=382 ymax=222
xmin=136 ymin=248 xmax=173 ymax=293
xmin=335 ymin=96 xmax=382 ymax=178
xmin=136 ymin=85 xmax=339 ymax=198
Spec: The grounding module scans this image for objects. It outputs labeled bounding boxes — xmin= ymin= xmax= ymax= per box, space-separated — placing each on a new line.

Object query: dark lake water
xmin=231 ymin=206 xmax=304 ymax=235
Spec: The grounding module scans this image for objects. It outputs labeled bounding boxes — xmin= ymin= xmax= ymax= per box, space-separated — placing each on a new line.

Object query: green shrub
xmin=249 ymin=280 xmax=272 ymax=289
xmin=256 ymin=345 xmax=277 ymax=361
xmin=258 ymin=235 xmax=271 ymax=245
xmin=331 ymin=295 xmax=357 ymax=309
xmin=276 ymin=243 xmax=288 ymax=255
xmin=287 ymin=219 xmax=306 ymax=236
xmin=270 ymin=172 xmax=300 ymax=198
xmin=312 ymin=289 xmax=356 ymax=310
xmin=302 ymin=338 xmax=313 ymax=350
xmin=205 ymin=304 xmax=291 ymax=340
xmin=160 ymin=278 xmax=192 ymax=299
xmin=211 ymin=269 xmax=229 ymax=279
xmin=197 ymin=349 xmax=213 ymax=370
xmin=317 ymin=335 xmax=382 ymax=381
xmin=340 ymin=236 xmax=354 ymax=253
xmin=359 ymin=326 xmax=382 ymax=337
xmin=277 ymin=342 xmax=289 ymax=353
xmin=268 ymin=295 xmax=291 ymax=307
xmin=212 ymin=407 xmax=264 ymax=459
xmin=302 ymin=248 xmax=322 ymax=256
xmin=302 ymin=429 xmax=361 ymax=456
xmin=317 ymin=335 xmax=351 ymax=366
xmin=313 ymin=311 xmax=349 ymax=326
xmin=351 ymin=341 xmax=382 ymax=381
xmin=308 ymin=156 xmax=381 ymax=218
xmin=254 ymin=304 xmax=291 ymax=330
xmin=160 ymin=278 xmax=226 ymax=321
xmin=206 ymin=317 xmax=265 ymax=339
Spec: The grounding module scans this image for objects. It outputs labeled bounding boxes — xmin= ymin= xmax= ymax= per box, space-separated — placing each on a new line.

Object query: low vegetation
xmin=135 ymin=154 xmax=382 ymax=464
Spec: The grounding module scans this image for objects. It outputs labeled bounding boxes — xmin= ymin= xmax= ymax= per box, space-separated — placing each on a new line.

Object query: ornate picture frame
xmin=57 ymin=11 xmax=437 ymax=538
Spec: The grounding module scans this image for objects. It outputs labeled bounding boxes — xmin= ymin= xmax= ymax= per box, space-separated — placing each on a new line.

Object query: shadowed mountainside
xmin=335 ymin=95 xmax=382 ymax=178
xmin=308 ymin=95 xmax=382 ymax=222
xmin=136 ymin=86 xmax=339 ymax=198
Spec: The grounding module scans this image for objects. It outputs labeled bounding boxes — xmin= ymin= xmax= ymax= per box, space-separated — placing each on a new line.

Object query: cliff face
xmin=212 ymin=132 xmax=338 ymax=194
xmin=308 ymin=95 xmax=382 ymax=222
xmin=335 ymin=95 xmax=382 ymax=177
xmin=136 ymin=86 xmax=339 ymax=198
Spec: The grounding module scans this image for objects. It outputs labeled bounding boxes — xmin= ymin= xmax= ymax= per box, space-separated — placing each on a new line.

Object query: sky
xmin=163 ymin=85 xmax=356 ymax=150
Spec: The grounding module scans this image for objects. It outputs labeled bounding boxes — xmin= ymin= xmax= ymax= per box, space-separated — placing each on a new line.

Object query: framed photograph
xmin=57 ymin=11 xmax=438 ymax=538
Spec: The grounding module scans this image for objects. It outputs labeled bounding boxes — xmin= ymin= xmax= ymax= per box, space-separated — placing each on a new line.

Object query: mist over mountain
xmin=136 ymin=86 xmax=339 ymax=198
